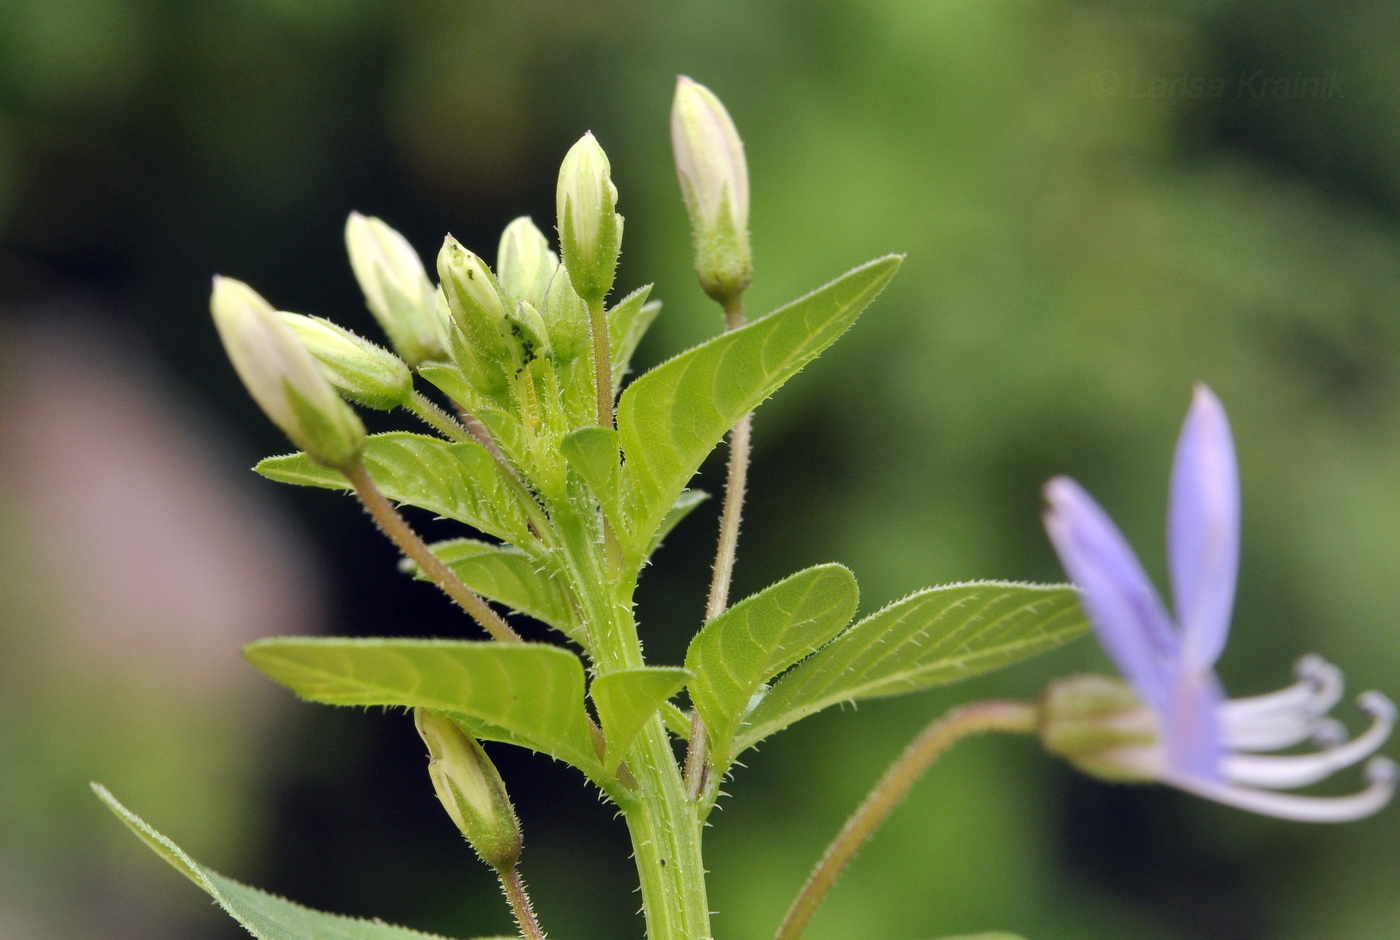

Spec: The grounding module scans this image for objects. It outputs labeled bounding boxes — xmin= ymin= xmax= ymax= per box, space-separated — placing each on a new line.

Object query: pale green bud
xmin=414 ymin=708 xmax=522 ymax=871
xmin=1037 ymin=675 xmax=1163 ymax=783
xmin=671 ymin=76 xmax=752 ymax=304
xmin=211 ymin=277 xmax=366 ymax=469
xmin=497 ymin=216 xmax=559 ymax=309
xmin=438 ymin=237 xmax=515 ymax=394
xmin=541 ymin=266 xmax=590 ymax=363
xmin=345 ymin=212 xmax=445 ymax=366
xmin=556 ymin=132 xmax=623 ymax=303
xmin=505 ymin=300 xmax=552 ymax=361
xmin=278 ymin=312 xmax=413 ymax=411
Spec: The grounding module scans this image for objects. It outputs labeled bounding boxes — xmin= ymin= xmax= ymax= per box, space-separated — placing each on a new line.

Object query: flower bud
xmin=414 ymin=708 xmax=522 ymax=871
xmin=497 ymin=216 xmax=559 ymax=309
xmin=1037 ymin=675 xmax=1162 ymax=783
xmin=506 ymin=300 xmax=552 ymax=361
xmin=541 ymin=266 xmax=590 ymax=363
xmin=438 ymin=237 xmax=515 ymax=395
xmin=345 ymin=212 xmax=446 ymax=366
xmin=671 ymin=76 xmax=752 ymax=304
xmin=556 ymin=132 xmax=623 ymax=303
xmin=279 ymin=312 xmax=414 ymax=411
xmin=211 ymin=277 xmax=366 ymax=469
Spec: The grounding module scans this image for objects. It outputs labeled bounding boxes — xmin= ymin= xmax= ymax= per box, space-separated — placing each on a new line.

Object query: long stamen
xmin=1172 ymin=757 xmax=1397 ymax=823
xmin=1222 ymin=655 xmax=1345 ymax=751
xmin=1224 ymin=692 xmax=1396 ymax=789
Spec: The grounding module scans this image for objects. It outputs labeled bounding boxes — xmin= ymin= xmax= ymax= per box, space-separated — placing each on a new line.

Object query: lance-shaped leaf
xmin=561 ymin=426 xmax=626 ymax=529
xmin=244 ymin=638 xmax=601 ymax=777
xmin=591 ymin=667 xmax=692 ymax=773
xmin=687 ymin=564 xmax=858 ymax=768
xmin=608 ymin=285 xmax=660 ymax=389
xmin=257 ymin=432 xmax=536 ymax=547
xmin=410 ymin=539 xmax=582 ymax=644
xmin=94 ymin=784 xmax=493 ymax=940
xmin=616 ymin=256 xmax=901 ymax=551
xmin=737 ymin=583 xmax=1088 ymax=752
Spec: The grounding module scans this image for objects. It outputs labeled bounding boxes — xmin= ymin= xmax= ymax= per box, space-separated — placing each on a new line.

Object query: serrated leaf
xmin=608 ymin=285 xmax=659 ymax=390
xmin=617 ymin=256 xmax=901 ymax=551
xmin=687 ymin=564 xmax=859 ymax=769
xmin=93 ymin=784 xmax=484 ymax=940
xmin=244 ymin=638 xmax=601 ymax=777
xmin=591 ymin=667 xmax=691 ymax=773
xmin=256 ymin=432 xmax=535 ymax=547
xmin=648 ymin=489 xmax=709 ymax=557
xmin=738 ymin=583 xmax=1087 ymax=751
xmin=561 ymin=426 xmax=625 ymax=528
xmin=417 ymin=539 xmax=581 ymax=644
xmin=659 ymin=701 xmax=692 ymax=739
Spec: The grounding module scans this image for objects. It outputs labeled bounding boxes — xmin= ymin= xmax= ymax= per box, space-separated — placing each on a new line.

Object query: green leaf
xmin=256 ymin=432 xmax=536 ymax=547
xmin=560 ymin=426 xmax=625 ymax=527
xmin=415 ymin=539 xmax=581 ymax=644
xmin=93 ymin=784 xmax=484 ymax=940
xmin=738 ymin=583 xmax=1088 ymax=751
xmin=648 ymin=489 xmax=709 ymax=557
xmin=617 ymin=256 xmax=901 ymax=550
xmin=591 ymin=667 xmax=691 ymax=773
xmin=608 ymin=285 xmax=660 ymax=389
xmin=659 ymin=701 xmax=692 ymax=740
xmin=244 ymin=638 xmax=601 ymax=777
xmin=687 ymin=564 xmax=858 ymax=769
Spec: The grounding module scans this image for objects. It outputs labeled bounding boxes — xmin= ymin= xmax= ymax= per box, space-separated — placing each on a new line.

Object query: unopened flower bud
xmin=542 ymin=267 xmax=590 ymax=363
xmin=556 ymin=132 xmax=623 ymax=303
xmin=671 ymin=76 xmax=752 ymax=305
xmin=278 ymin=312 xmax=413 ymax=411
xmin=211 ymin=277 xmax=366 ymax=469
xmin=1037 ymin=675 xmax=1162 ymax=783
xmin=438 ymin=237 xmax=515 ymax=394
xmin=414 ymin=708 xmax=522 ymax=871
xmin=345 ymin=212 xmax=445 ymax=366
xmin=506 ymin=300 xmax=552 ymax=361
xmin=497 ymin=216 xmax=559 ymax=309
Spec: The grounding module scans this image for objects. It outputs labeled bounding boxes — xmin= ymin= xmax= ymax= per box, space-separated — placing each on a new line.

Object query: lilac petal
xmin=1168 ymin=385 xmax=1240 ymax=671
xmin=1162 ymin=665 xmax=1226 ymax=781
xmin=1044 ymin=476 xmax=1178 ymax=711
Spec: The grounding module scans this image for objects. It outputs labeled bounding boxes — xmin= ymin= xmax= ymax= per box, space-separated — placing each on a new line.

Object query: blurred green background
xmin=2 ymin=1 xmax=1399 ymax=938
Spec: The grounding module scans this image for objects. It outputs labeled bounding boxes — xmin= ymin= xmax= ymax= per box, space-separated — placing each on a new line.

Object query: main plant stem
xmin=684 ymin=296 xmax=750 ymax=798
xmin=773 ymin=700 xmax=1039 ymax=940
xmin=343 ymin=461 xmax=522 ymax=644
xmin=557 ymin=504 xmax=711 ymax=940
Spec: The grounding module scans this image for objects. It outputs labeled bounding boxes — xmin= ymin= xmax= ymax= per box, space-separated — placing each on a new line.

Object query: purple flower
xmin=1044 ymin=385 xmax=1395 ymax=821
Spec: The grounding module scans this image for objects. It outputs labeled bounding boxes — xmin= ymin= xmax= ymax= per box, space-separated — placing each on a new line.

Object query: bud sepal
xmin=279 ymin=312 xmax=414 ymax=411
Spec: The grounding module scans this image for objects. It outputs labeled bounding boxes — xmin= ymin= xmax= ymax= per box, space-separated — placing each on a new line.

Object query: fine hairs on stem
xmin=684 ymin=295 xmax=750 ymax=799
xmin=774 ymin=701 xmax=1039 ymax=940
xmin=341 ymin=461 xmax=522 ymax=643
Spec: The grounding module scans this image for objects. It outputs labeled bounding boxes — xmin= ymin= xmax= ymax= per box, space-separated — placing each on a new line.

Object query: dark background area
xmin=2 ymin=2 xmax=1400 ymax=938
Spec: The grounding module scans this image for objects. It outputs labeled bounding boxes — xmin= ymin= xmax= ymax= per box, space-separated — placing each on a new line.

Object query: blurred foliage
xmin=2 ymin=1 xmax=1400 ymax=939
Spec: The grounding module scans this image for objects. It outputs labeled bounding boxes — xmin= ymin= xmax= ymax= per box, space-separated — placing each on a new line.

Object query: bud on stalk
xmin=414 ymin=708 xmax=523 ymax=872
xmin=279 ymin=312 xmax=414 ymax=411
xmin=345 ymin=212 xmax=445 ymax=366
xmin=1037 ymin=675 xmax=1162 ymax=783
xmin=497 ymin=216 xmax=559 ymax=309
xmin=671 ymin=76 xmax=752 ymax=305
xmin=556 ymin=132 xmax=623 ymax=304
xmin=210 ymin=277 xmax=366 ymax=469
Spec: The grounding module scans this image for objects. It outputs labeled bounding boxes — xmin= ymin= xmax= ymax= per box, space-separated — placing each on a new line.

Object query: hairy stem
xmin=588 ymin=297 xmax=614 ymax=428
xmin=499 ymin=866 xmax=547 ymax=940
xmin=773 ymin=700 xmax=1039 ymax=940
xmin=684 ymin=296 xmax=749 ymax=798
xmin=406 ymin=391 xmax=473 ymax=443
xmin=342 ymin=461 xmax=522 ymax=643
